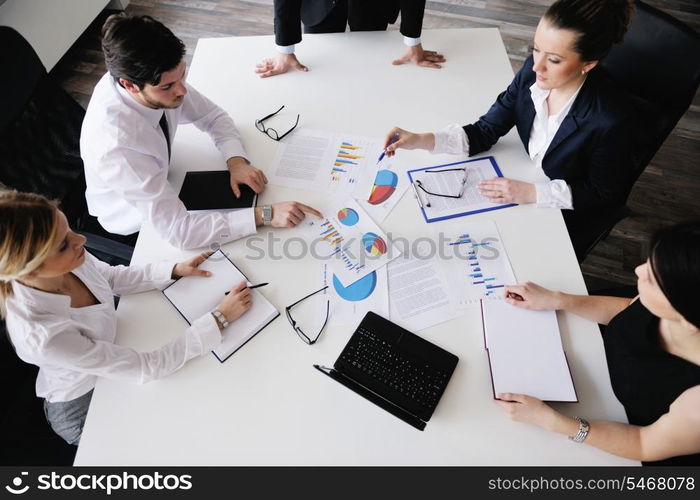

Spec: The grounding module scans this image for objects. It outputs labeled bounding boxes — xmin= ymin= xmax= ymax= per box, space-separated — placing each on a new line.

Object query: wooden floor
xmin=51 ymin=0 xmax=700 ymax=289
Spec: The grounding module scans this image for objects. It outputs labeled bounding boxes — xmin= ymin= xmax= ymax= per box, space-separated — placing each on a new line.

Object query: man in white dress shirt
xmin=81 ymin=13 xmax=320 ymax=250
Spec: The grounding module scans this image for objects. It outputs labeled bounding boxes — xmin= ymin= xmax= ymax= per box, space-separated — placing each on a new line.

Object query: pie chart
xmin=338 ymin=208 xmax=359 ymax=226
xmin=332 ymin=272 xmax=377 ymax=301
xmin=363 ymin=232 xmax=387 ymax=256
xmin=368 ymin=170 xmax=398 ymax=205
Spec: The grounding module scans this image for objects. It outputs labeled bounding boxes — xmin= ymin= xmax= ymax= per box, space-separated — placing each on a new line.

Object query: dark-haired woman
xmin=497 ymin=220 xmax=700 ymax=465
xmin=383 ymin=0 xmax=637 ymax=259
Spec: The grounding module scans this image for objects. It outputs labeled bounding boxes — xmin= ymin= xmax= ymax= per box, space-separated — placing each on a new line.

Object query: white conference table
xmin=75 ymin=29 xmax=638 ymax=466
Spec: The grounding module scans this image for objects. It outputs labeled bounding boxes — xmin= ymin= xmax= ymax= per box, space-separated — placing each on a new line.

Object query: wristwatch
xmin=568 ymin=416 xmax=590 ymax=443
xmin=262 ymin=205 xmax=273 ymax=226
xmin=211 ymin=310 xmax=229 ymax=329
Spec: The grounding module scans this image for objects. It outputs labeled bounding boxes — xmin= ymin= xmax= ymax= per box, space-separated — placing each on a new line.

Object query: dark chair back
xmin=578 ymin=1 xmax=700 ymax=261
xmin=0 ymin=26 xmax=89 ymax=226
xmin=0 ymin=26 xmax=133 ymax=264
xmin=599 ymin=0 xmax=700 ymax=181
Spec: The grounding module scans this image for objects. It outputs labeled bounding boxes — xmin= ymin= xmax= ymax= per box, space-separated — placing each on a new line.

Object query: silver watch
xmin=568 ymin=416 xmax=590 ymax=443
xmin=262 ymin=205 xmax=273 ymax=226
xmin=212 ymin=310 xmax=229 ymax=329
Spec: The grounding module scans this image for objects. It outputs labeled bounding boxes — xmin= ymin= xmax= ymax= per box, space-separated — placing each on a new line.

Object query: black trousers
xmin=304 ymin=0 xmax=390 ymax=34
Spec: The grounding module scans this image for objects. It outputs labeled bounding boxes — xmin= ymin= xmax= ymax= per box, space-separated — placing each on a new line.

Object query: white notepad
xmin=162 ymin=250 xmax=279 ymax=362
xmin=481 ymin=300 xmax=577 ymax=402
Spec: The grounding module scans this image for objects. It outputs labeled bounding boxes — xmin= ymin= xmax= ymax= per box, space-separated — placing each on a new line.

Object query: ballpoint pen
xmin=225 ymin=283 xmax=269 ymax=294
xmin=377 ymin=132 xmax=400 ymax=163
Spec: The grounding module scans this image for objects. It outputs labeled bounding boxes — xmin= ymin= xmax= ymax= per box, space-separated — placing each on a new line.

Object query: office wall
xmin=0 ymin=0 xmax=111 ymax=70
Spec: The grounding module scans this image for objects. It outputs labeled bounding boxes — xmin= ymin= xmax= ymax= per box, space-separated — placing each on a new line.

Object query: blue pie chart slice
xmin=332 ymin=272 xmax=377 ymax=301
xmin=338 ymin=208 xmax=359 ymax=226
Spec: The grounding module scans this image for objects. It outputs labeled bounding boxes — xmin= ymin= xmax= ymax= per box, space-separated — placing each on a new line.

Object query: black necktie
xmin=159 ymin=112 xmax=171 ymax=161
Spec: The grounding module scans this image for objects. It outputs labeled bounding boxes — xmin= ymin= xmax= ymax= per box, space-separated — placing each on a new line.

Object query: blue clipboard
xmin=406 ymin=156 xmax=517 ymax=223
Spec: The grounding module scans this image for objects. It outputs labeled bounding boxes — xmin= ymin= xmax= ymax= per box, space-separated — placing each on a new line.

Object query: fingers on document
xmin=299 ymin=203 xmax=323 ymax=218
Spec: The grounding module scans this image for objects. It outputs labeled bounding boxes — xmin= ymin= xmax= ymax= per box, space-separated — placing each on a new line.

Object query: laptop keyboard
xmin=340 ymin=327 xmax=450 ymax=410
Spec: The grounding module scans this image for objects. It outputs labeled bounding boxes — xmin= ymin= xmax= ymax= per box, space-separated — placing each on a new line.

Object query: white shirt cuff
xmin=155 ymin=260 xmax=178 ymax=289
xmin=403 ymin=36 xmax=421 ymax=47
xmin=535 ymin=180 xmax=574 ymax=209
xmin=431 ymin=123 xmax=470 ymax=155
xmin=276 ymin=44 xmax=295 ymax=55
xmin=219 ymin=141 xmax=248 ymax=163
xmin=225 ymin=208 xmax=257 ymax=240
xmin=191 ymin=313 xmax=224 ymax=353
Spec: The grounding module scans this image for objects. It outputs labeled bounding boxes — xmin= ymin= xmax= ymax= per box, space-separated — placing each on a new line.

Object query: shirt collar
xmin=114 ymin=78 xmax=164 ymax=127
xmin=529 ymin=77 xmax=587 ymax=124
xmin=10 ymin=279 xmax=71 ymax=314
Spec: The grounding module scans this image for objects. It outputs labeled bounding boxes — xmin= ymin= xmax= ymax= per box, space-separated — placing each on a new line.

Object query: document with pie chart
xmin=319 ymin=263 xmax=389 ymax=326
xmin=269 ymin=128 xmax=408 ymax=221
xmin=301 ymin=197 xmax=400 ymax=287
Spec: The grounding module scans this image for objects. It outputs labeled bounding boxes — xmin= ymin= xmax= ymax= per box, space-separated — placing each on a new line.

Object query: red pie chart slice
xmin=368 ymin=170 xmax=398 ymax=205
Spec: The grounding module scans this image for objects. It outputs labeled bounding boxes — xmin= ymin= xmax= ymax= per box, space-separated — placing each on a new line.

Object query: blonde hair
xmin=0 ymin=190 xmax=60 ymax=317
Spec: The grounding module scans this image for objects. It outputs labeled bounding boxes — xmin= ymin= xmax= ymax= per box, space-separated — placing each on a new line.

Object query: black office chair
xmin=575 ymin=1 xmax=700 ymax=261
xmin=0 ymin=26 xmax=134 ymax=266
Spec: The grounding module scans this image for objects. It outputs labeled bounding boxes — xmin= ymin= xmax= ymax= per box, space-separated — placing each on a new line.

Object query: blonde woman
xmin=1 ymin=191 xmax=251 ymax=445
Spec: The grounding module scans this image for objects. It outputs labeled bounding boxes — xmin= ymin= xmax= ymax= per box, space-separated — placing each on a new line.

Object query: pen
xmin=377 ymin=132 xmax=400 ymax=163
xmin=225 ymin=283 xmax=269 ymax=295
xmin=411 ymin=182 xmax=424 ymax=209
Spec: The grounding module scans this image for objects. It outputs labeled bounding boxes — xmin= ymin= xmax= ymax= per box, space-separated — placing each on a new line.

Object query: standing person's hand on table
xmin=392 ymin=44 xmax=446 ymax=69
xmin=255 ymin=53 xmax=309 ymax=78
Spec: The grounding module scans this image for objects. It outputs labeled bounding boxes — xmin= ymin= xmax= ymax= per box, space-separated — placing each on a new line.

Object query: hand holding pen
xmin=217 ymin=282 xmax=252 ymax=325
xmin=225 ymin=282 xmax=268 ymax=295
xmin=381 ymin=127 xmax=437 ymax=158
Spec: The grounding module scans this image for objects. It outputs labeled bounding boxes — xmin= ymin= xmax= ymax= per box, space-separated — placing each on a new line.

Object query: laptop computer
xmin=314 ymin=311 xmax=459 ymax=431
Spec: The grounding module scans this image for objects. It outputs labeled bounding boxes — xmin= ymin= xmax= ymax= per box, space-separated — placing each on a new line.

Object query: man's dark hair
xmin=101 ymin=13 xmax=186 ymax=88
xmin=544 ymin=0 xmax=635 ymax=61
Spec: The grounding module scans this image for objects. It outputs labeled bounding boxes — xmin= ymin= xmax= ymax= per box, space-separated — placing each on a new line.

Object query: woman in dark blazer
xmin=383 ymin=0 xmax=637 ymax=259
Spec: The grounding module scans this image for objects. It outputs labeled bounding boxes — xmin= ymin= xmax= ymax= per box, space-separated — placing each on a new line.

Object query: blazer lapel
xmin=543 ymin=73 xmax=596 ymax=159
xmin=521 ymin=102 xmax=536 ymax=154
xmin=545 ymin=115 xmax=579 ymax=156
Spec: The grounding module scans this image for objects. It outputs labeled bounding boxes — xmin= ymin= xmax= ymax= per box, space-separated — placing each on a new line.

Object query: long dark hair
xmin=648 ymin=220 xmax=700 ymax=329
xmin=544 ymin=0 xmax=635 ymax=61
xmin=101 ymin=13 xmax=186 ymax=89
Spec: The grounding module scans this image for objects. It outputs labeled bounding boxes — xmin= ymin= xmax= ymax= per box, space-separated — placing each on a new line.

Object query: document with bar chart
xmin=300 ymin=197 xmax=400 ymax=286
xmin=435 ymin=220 xmax=516 ymax=308
xmin=269 ymin=128 xmax=408 ymax=221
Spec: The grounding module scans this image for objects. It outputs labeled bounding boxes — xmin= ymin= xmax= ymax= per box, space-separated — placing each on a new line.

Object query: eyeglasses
xmin=285 ymin=286 xmax=329 ymax=345
xmin=415 ymin=167 xmax=467 ymax=207
xmin=255 ymin=105 xmax=300 ymax=141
